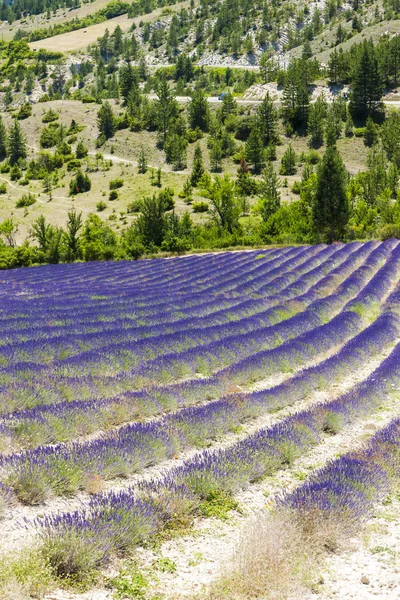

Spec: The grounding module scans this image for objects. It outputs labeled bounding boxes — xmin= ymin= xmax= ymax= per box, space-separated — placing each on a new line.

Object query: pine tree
xmin=313 ymin=146 xmax=348 ymax=243
xmin=345 ymin=111 xmax=354 ymax=137
xmin=69 ymin=170 xmax=91 ymax=195
xmin=307 ymin=96 xmax=326 ymax=148
xmin=349 ymin=40 xmax=383 ymax=118
xmin=0 ymin=116 xmax=7 ymax=160
xmin=97 ymin=101 xmax=117 ymax=139
xmin=155 ymin=74 xmax=178 ymax=146
xmin=257 ymin=162 xmax=281 ymax=221
xmin=364 ymin=116 xmax=378 ymax=147
xmin=138 ymin=148 xmax=147 ymax=174
xmin=257 ymin=92 xmax=278 ymax=146
xmin=245 ymin=125 xmax=265 ymax=174
xmin=279 ymin=145 xmax=297 ymax=175
xmin=188 ymin=90 xmax=209 ymax=131
xmin=8 ymin=119 xmax=26 ymax=165
xmin=190 ymin=144 xmax=205 ymax=186
xmin=210 ymin=139 xmax=223 ymax=172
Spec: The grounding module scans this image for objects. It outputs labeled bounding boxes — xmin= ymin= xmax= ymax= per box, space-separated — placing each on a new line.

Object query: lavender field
xmin=1 ymin=242 xmax=400 ymax=599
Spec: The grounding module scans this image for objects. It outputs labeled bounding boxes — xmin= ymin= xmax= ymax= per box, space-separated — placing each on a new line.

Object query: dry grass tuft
xmin=209 ymin=507 xmax=353 ymax=600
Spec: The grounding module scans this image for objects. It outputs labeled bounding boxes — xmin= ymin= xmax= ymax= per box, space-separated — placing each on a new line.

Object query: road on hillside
xmin=148 ymin=94 xmax=400 ymax=106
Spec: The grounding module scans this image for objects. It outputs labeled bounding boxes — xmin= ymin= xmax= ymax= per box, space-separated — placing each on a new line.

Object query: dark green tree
xmin=69 ymin=170 xmax=91 ymax=195
xmin=188 ymin=90 xmax=210 ymax=131
xmin=349 ymin=41 xmax=383 ymax=118
xmin=364 ymin=116 xmax=379 ymax=147
xmin=313 ymin=146 xmax=349 ymax=242
xmin=155 ymin=74 xmax=179 ymax=146
xmin=307 ymin=96 xmax=326 ymax=148
xmin=138 ymin=148 xmax=147 ymax=174
xmin=190 ymin=143 xmax=205 ymax=186
xmin=279 ymin=145 xmax=297 ymax=175
xmin=257 ymin=92 xmax=278 ymax=146
xmin=8 ymin=119 xmax=26 ymax=165
xmin=0 ymin=116 xmax=7 ymax=160
xmin=245 ymin=124 xmax=265 ymax=174
xmin=97 ymin=101 xmax=117 ymax=139
xmin=256 ymin=162 xmax=281 ymax=221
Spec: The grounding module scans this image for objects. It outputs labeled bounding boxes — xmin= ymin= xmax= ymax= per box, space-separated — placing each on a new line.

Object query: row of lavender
xmin=0 ymin=244 xmax=348 ymax=366
xmin=1 ymin=304 xmax=398 ymax=503
xmin=1 ymin=239 xmax=398 ymax=447
xmin=35 ymin=331 xmax=400 ymax=574
xmin=0 ymin=241 xmax=395 ymax=419
xmin=0 ymin=245 xmax=337 ymax=362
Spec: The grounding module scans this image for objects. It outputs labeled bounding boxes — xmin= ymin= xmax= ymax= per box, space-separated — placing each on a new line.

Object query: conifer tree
xmin=8 ymin=119 xmax=26 ymax=165
xmin=97 ymin=101 xmax=117 ymax=139
xmin=210 ymin=139 xmax=223 ymax=172
xmin=307 ymin=96 xmax=326 ymax=148
xmin=257 ymin=92 xmax=278 ymax=146
xmin=257 ymin=162 xmax=281 ymax=221
xmin=190 ymin=144 xmax=205 ymax=186
xmin=349 ymin=41 xmax=383 ymax=118
xmin=155 ymin=74 xmax=178 ymax=146
xmin=364 ymin=116 xmax=378 ymax=147
xmin=279 ymin=145 xmax=297 ymax=175
xmin=245 ymin=124 xmax=265 ymax=174
xmin=313 ymin=146 xmax=348 ymax=243
xmin=0 ymin=116 xmax=7 ymax=160
xmin=188 ymin=90 xmax=209 ymax=131
xmin=138 ymin=148 xmax=147 ymax=174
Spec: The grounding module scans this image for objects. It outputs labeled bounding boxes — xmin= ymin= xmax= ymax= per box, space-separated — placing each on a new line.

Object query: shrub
xmin=354 ymin=127 xmax=366 ymax=137
xmin=69 ymin=170 xmax=91 ymax=195
xmin=40 ymin=126 xmax=60 ymax=149
xmin=192 ymin=201 xmax=209 ymax=213
xmin=0 ymin=183 xmax=6 ymax=194
xmin=127 ymin=200 xmax=142 ymax=213
xmin=10 ymin=165 xmax=22 ymax=181
xmin=76 ymin=141 xmax=88 ymax=159
xmin=67 ymin=159 xmax=82 ymax=171
xmin=42 ymin=109 xmax=59 ymax=123
xmin=109 ymin=178 xmax=124 ymax=190
xmin=292 ymin=181 xmax=301 ymax=195
xmin=109 ymin=190 xmax=119 ymax=201
xmin=17 ymin=103 xmax=32 ymax=120
xmin=96 ymin=201 xmax=107 ymax=212
xmin=16 ymin=193 xmax=36 ymax=208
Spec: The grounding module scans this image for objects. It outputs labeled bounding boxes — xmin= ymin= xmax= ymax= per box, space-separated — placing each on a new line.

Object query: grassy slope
xmin=0 ymin=98 xmax=368 ymax=244
xmin=29 ymin=0 xmax=190 ymax=52
xmin=0 ymin=0 xmax=113 ymax=42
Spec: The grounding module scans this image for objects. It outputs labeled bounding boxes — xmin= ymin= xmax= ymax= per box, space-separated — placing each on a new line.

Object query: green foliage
xmin=16 ymin=193 xmax=36 ymax=208
xmin=8 ymin=119 xmax=26 ymax=165
xmin=349 ymin=40 xmax=383 ymax=118
xmin=69 ymin=170 xmax=91 ymax=195
xmin=192 ymin=201 xmax=209 ymax=213
xmin=109 ymin=564 xmax=148 ymax=599
xmin=16 ymin=102 xmax=32 ymax=120
xmin=197 ymin=489 xmax=239 ymax=520
xmin=190 ymin=143 xmax=205 ymax=187
xmin=97 ymin=102 xmax=117 ymax=140
xmin=313 ymin=146 xmax=349 ymax=243
xmin=42 ymin=109 xmax=59 ymax=123
xmin=96 ymin=201 xmax=107 ymax=212
xmin=109 ymin=190 xmax=119 ymax=201
xmin=109 ymin=178 xmax=124 ymax=190
xmin=279 ymin=145 xmax=297 ymax=175
xmin=0 ymin=548 xmax=54 ymax=599
xmin=75 ymin=141 xmax=88 ymax=159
